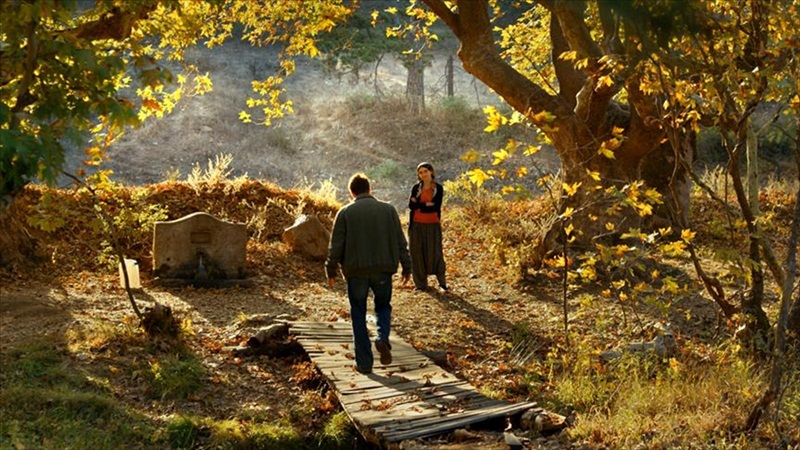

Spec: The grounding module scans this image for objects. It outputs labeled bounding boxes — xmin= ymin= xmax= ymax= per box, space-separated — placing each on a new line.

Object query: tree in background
xmin=316 ymin=10 xmax=405 ymax=93
xmin=316 ymin=3 xmax=437 ymax=114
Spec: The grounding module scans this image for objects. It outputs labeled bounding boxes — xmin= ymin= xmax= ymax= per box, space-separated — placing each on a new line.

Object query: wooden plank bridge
xmin=289 ymin=321 xmax=539 ymax=446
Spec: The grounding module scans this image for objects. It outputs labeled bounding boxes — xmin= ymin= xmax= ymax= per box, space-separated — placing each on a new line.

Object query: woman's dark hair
xmin=349 ymin=173 xmax=370 ymax=195
xmin=416 ymin=162 xmax=435 ymax=180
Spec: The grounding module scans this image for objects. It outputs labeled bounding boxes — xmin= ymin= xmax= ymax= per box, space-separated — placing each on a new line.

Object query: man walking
xmin=325 ymin=173 xmax=412 ymax=374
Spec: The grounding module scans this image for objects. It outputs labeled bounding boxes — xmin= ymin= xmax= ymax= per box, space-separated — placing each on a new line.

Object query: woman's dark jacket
xmin=408 ymin=181 xmax=444 ymax=225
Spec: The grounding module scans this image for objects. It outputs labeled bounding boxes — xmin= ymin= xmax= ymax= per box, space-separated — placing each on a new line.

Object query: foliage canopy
xmin=1 ymin=0 xmax=354 ymax=200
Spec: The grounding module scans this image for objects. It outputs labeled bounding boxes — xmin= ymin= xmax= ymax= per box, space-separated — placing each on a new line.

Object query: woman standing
xmin=408 ymin=162 xmax=448 ymax=292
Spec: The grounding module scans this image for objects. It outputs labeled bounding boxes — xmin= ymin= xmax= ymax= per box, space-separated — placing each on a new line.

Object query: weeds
xmin=555 ymin=350 xmax=772 ymax=448
xmin=0 ymin=339 xmax=159 ymax=449
xmin=367 ymin=159 xmax=404 ymax=183
xmin=318 ymin=412 xmax=357 ymax=449
xmin=445 ymin=175 xmax=557 ymax=277
xmin=186 ymin=152 xmax=247 ymax=189
xmin=145 ymin=353 xmax=205 ymax=400
xmin=165 ymin=415 xmax=198 ymax=448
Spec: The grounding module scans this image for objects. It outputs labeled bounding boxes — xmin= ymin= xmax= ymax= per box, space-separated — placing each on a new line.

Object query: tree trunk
xmin=445 ymin=55 xmax=454 ymax=97
xmin=725 ymin=126 xmax=772 ymax=344
xmin=745 ymin=171 xmax=800 ymax=432
xmin=406 ymin=58 xmax=425 ymax=114
xmin=790 ymin=292 xmax=800 ymax=343
xmin=640 ymin=138 xmax=694 ymax=230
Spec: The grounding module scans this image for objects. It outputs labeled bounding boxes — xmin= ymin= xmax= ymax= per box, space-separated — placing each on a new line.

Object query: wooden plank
xmin=346 ymin=388 xmax=488 ymax=414
xmin=288 ymin=321 xmax=539 ymax=447
xmin=361 ymin=396 xmax=515 ymax=428
xmin=376 ymin=401 xmax=537 ymax=434
xmin=340 ymin=380 xmax=474 ymax=405
xmin=380 ymin=402 xmax=539 ymax=442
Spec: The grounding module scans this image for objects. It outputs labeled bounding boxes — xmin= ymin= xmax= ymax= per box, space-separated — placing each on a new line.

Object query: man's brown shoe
xmin=375 ymin=340 xmax=392 ymax=365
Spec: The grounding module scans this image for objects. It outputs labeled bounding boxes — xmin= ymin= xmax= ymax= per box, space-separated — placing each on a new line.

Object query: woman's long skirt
xmin=409 ymin=222 xmax=447 ymax=290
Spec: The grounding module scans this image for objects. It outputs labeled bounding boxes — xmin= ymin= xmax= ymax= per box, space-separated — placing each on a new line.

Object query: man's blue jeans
xmin=347 ymin=273 xmax=393 ymax=371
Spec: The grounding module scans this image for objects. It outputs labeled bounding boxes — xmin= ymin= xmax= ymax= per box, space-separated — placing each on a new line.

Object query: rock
xmin=452 ymin=428 xmax=480 ymax=442
xmin=420 ymin=349 xmax=449 ymax=367
xmin=282 ymin=214 xmax=330 ymax=260
xmin=504 ymin=431 xmax=524 ymax=449
xmin=519 ymin=408 xmax=544 ymax=430
xmin=247 ymin=323 xmax=289 ymax=347
xmin=600 ymin=323 xmax=678 ymax=363
xmin=520 ymin=410 xmax=567 ymax=435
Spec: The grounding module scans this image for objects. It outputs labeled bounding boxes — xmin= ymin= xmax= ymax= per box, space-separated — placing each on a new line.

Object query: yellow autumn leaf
xmin=586 ymin=169 xmax=601 ymax=181
xmin=559 ymin=50 xmax=577 ymax=61
xmin=669 ymin=358 xmax=681 ymax=374
xmin=461 ymin=148 xmax=481 ymax=164
xmin=636 ymin=203 xmax=653 ymax=216
xmin=239 ymin=111 xmax=252 ymax=123
xmin=598 ymin=142 xmax=616 ymax=159
xmin=483 ymin=105 xmax=507 ymax=132
xmin=501 ymin=186 xmax=518 ymax=195
xmin=537 ymin=174 xmax=551 ymax=186
xmin=663 ymin=277 xmax=680 ymax=294
xmin=681 ymin=229 xmax=696 ymax=242
xmin=523 ymin=145 xmax=540 ymax=156
xmin=562 ymin=181 xmax=581 ymax=197
xmin=598 ymin=75 xmax=614 ymax=88
xmin=531 ymin=110 xmax=555 ymax=123
xmin=790 ymin=94 xmax=800 ymax=109
xmin=492 ymin=148 xmax=510 ymax=165
xmin=467 ymin=168 xmax=491 ymax=187
xmin=661 ymin=241 xmax=687 ymax=257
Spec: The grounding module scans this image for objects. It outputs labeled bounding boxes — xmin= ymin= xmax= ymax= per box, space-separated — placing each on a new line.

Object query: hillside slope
xmin=64 ymin=38 xmax=548 ymax=208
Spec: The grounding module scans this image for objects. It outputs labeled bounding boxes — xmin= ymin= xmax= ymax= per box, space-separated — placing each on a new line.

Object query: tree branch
xmin=69 ymin=6 xmax=155 ymax=42
xmin=423 ymin=0 xmax=569 ymax=126
xmin=549 ymin=7 xmax=584 ymax=109
xmin=552 ymin=1 xmax=619 ymax=134
xmin=420 ymin=0 xmax=459 ymax=35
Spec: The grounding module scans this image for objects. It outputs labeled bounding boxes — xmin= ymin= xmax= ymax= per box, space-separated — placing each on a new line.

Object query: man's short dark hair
xmin=349 ymin=173 xmax=370 ymax=196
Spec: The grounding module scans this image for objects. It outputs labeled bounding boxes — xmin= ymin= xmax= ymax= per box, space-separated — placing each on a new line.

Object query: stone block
xmin=282 ymin=214 xmax=330 ymax=260
xmin=153 ymin=212 xmax=247 ymax=280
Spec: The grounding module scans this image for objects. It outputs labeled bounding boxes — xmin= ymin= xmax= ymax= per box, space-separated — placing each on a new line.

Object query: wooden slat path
xmin=288 ymin=321 xmax=539 ymax=445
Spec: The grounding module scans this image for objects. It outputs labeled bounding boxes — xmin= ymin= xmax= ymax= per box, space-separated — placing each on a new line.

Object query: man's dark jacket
xmin=325 ymin=193 xmax=412 ymax=279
